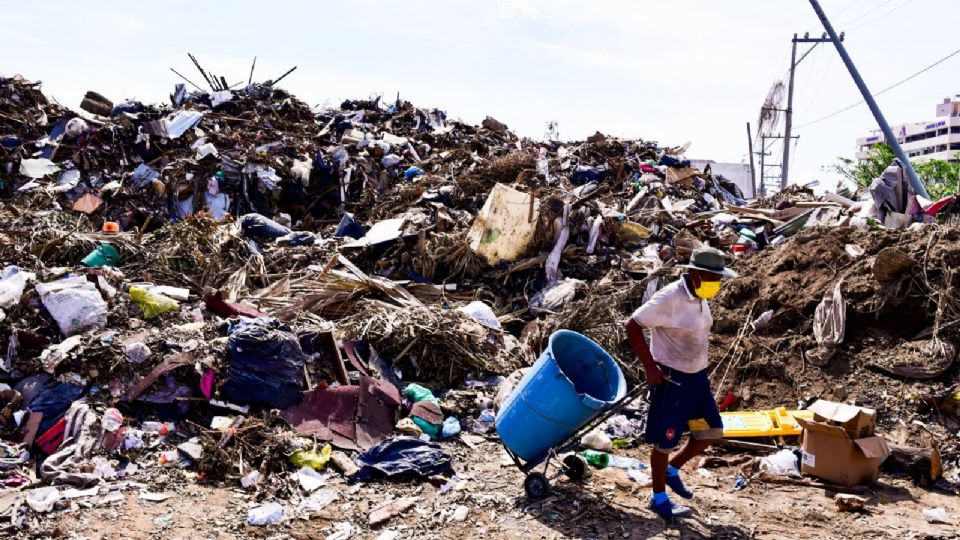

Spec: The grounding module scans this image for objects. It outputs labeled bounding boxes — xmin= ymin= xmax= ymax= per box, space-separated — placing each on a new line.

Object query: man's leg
xmin=644 ymin=376 xmax=693 ymax=518
xmin=651 ymin=447 xmax=669 ymax=494
xmin=668 ymin=438 xmax=713 ymax=470
xmin=664 ymin=368 xmax=723 ymax=498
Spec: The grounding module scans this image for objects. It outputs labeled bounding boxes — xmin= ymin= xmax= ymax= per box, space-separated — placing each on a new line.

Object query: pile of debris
xmin=0 ymin=66 xmax=753 ymax=532
xmin=0 ymin=60 xmax=957 ymax=535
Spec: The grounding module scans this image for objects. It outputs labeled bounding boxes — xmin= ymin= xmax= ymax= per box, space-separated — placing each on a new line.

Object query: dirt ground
xmin=46 ymin=435 xmax=959 ymax=540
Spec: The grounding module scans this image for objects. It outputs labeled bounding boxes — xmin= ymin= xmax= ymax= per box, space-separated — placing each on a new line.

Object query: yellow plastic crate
xmin=688 ymin=408 xmax=814 ymax=438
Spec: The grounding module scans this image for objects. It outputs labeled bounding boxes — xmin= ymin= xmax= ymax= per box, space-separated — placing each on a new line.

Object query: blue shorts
xmin=644 ymin=365 xmax=723 ymax=452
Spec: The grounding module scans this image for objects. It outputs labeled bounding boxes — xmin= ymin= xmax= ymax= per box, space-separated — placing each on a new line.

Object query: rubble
xmin=0 ymin=62 xmax=958 ymax=538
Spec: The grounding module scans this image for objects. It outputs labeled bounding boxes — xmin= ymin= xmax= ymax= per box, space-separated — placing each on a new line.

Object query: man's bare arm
xmin=625 ymin=317 xmax=663 ymax=386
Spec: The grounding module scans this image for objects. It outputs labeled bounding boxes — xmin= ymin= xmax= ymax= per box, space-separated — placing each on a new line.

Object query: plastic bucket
xmin=496 ymin=330 xmax=626 ymax=463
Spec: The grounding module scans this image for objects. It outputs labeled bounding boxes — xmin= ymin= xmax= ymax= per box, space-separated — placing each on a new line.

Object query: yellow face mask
xmin=694 ymin=280 xmax=721 ymax=299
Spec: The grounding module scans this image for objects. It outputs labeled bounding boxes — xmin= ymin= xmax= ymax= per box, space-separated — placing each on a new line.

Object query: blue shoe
xmin=649 ymin=498 xmax=692 ymax=519
xmin=666 ymin=472 xmax=694 ymax=499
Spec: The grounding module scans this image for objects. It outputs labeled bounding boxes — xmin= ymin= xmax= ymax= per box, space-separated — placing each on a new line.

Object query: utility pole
xmin=807 ymin=0 xmax=929 ymax=199
xmin=758 ymin=134 xmax=798 ymax=195
xmin=758 ymin=135 xmax=768 ymax=196
xmin=747 ymin=122 xmax=758 ymax=198
xmin=782 ymin=36 xmax=798 ymax=191
xmin=782 ymin=32 xmax=834 ymax=189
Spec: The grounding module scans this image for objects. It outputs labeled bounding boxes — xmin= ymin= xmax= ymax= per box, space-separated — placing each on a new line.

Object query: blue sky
xmin=2 ymin=0 xmax=958 ymax=189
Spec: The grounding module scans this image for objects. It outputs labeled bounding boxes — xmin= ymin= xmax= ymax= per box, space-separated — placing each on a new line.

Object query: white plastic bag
xmin=580 ymin=430 xmax=612 ymax=451
xmin=296 ymin=466 xmax=328 ymax=492
xmin=299 ymin=488 xmax=339 ymax=513
xmin=247 ymin=502 xmax=284 ymax=525
xmin=922 ymin=507 xmax=951 ymax=524
xmin=26 ymin=487 xmax=61 ymax=513
xmin=457 ymin=301 xmax=501 ymax=330
xmin=628 ymin=469 xmax=651 ymax=484
xmin=35 ymin=276 xmax=108 ymax=336
xmin=19 ymin=158 xmax=60 ymax=179
xmin=0 ymin=266 xmax=36 ymax=308
xmin=529 ymin=278 xmax=584 ymax=315
xmin=759 ymin=449 xmax=801 ymax=478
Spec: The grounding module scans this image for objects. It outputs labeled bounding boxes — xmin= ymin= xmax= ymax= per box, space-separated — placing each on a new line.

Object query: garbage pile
xmin=0 ymin=69 xmax=755 ymax=532
xmin=710 ymin=224 xmax=960 ymax=485
xmin=2 ymin=64 xmax=957 ymax=534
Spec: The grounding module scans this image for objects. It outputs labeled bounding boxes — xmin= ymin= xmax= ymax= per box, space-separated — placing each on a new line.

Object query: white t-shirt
xmin=630 ymin=277 xmax=712 ymax=374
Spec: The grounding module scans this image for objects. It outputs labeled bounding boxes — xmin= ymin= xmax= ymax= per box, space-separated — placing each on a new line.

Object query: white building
xmin=856 ymin=96 xmax=960 ymax=163
xmin=689 ymin=159 xmax=754 ymax=199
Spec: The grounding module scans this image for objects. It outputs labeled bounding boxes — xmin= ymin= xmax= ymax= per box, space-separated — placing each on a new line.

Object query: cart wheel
xmin=524 ymin=472 xmax=550 ymax=499
xmin=562 ymin=454 xmax=588 ymax=481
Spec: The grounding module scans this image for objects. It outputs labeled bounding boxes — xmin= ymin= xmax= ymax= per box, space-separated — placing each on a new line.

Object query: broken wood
xmin=834 ymin=493 xmax=868 ymax=512
xmin=884 ymin=443 xmax=942 ymax=486
xmin=329 ymin=451 xmax=360 ymax=477
xmin=368 ymin=496 xmax=418 ymax=526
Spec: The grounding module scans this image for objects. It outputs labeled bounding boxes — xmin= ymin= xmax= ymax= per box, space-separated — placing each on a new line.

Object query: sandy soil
xmin=46 ymin=436 xmax=959 ymax=540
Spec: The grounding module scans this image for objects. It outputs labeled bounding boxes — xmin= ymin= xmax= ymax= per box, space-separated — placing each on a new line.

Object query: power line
xmin=838 ymin=0 xmax=894 ymax=26
xmin=847 ymin=0 xmax=916 ymax=31
xmin=796 ymin=46 xmax=833 ymax=123
xmin=835 ymin=0 xmax=861 ymax=16
xmin=796 ymin=46 xmax=960 ymax=129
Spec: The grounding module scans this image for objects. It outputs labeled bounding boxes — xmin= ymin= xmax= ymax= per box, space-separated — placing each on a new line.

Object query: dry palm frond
xmin=339 ymin=304 xmax=532 ymax=384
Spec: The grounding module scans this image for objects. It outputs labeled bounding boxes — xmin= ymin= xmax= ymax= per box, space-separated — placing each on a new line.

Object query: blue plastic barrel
xmin=496 ymin=330 xmax=626 ymax=463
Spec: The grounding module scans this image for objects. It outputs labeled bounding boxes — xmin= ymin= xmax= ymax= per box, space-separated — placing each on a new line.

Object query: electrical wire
xmin=846 ymin=0 xmax=916 ymax=31
xmin=796 ymin=46 xmax=960 ymax=129
xmin=793 ymin=45 xmax=822 ymax=117
xmin=795 ymin=46 xmax=829 ymax=122
xmin=834 ymin=0 xmax=861 ymax=16
xmin=799 ymin=49 xmax=836 ymax=123
xmin=837 ymin=0 xmax=894 ymax=27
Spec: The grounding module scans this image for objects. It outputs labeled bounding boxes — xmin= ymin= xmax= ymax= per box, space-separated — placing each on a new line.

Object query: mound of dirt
xmin=709 ymin=225 xmax=960 ymax=459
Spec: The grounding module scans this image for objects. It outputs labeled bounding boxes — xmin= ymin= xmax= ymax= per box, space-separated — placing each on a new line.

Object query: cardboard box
xmin=807 ymin=399 xmax=876 ymax=438
xmin=797 ymin=400 xmax=890 ymax=486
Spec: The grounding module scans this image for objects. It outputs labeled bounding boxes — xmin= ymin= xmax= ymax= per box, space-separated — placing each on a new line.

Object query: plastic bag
xmin=759 ymin=449 xmax=801 ymax=478
xmin=606 ymin=414 xmax=637 ymax=438
xmin=580 ymin=430 xmax=613 ymax=451
xmin=247 ymin=502 xmax=284 ymax=525
xmin=35 ymin=276 xmax=108 ymax=336
xmin=299 ymin=489 xmax=338 ymax=513
xmin=355 ymin=437 xmax=453 ymax=481
xmin=26 ymin=487 xmax=61 ymax=513
xmin=529 ymin=278 xmax=585 ymax=315
xmin=129 ymin=286 xmax=180 ymax=319
xmin=241 ymin=470 xmax=261 ymax=488
xmin=290 ymin=444 xmax=332 ymax=470
xmin=0 ymin=266 xmax=36 ymax=308
xmin=404 ymin=384 xmax=439 ymax=406
xmin=922 ymin=507 xmax=951 ymax=524
xmin=441 ymin=417 xmax=461 ymax=439
xmin=296 ymin=466 xmax=328 ymax=491
xmin=81 ymin=243 xmax=122 ymax=268
xmin=456 ymin=301 xmax=501 ymax=330
xmin=221 ymin=317 xmax=304 ymax=409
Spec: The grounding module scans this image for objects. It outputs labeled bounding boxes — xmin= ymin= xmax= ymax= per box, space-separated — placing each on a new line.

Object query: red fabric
xmin=35 ymin=418 xmax=66 ymax=455
xmin=924 ymin=195 xmax=956 ymax=217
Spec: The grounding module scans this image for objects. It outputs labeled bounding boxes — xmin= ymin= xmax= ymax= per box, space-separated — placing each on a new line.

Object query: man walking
xmin=624 ymin=247 xmax=736 ymax=519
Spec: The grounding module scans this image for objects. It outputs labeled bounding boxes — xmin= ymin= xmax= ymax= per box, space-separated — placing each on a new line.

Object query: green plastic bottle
xmin=579 ymin=450 xmax=610 ymax=469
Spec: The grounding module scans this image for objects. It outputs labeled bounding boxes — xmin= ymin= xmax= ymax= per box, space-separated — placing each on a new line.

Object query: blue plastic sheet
xmin=355 ymin=437 xmax=453 ymax=481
